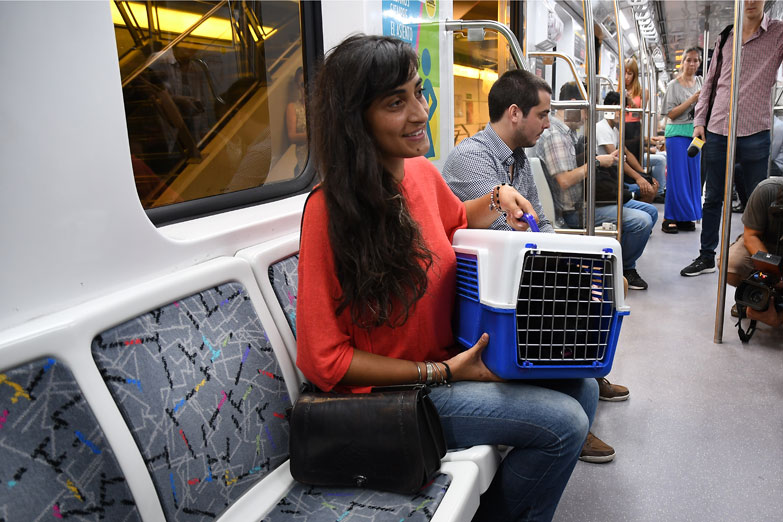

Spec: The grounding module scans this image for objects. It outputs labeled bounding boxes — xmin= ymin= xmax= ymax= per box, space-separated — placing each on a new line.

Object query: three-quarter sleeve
xmin=295 ymin=191 xmax=356 ymax=392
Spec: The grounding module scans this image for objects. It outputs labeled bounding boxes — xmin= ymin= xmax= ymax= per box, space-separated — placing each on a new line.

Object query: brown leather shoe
xmin=579 ymin=432 xmax=615 ymax=463
xmin=597 ymin=377 xmax=630 ymax=401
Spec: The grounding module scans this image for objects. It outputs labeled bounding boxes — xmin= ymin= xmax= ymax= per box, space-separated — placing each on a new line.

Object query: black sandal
xmin=661 ymin=219 xmax=678 ymax=234
xmin=676 ymin=221 xmax=696 ymax=231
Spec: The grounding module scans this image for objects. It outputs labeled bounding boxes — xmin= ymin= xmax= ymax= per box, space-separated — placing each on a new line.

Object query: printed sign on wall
xmin=382 ymin=0 xmax=440 ymax=160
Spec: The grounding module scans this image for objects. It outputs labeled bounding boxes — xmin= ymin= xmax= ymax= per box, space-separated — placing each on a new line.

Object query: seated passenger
xmin=537 ymin=84 xmax=658 ymax=291
xmin=441 ymin=71 xmax=623 ymax=464
xmin=297 ymin=35 xmax=597 ymax=522
xmin=728 ymin=177 xmax=783 ymax=328
xmin=597 ymin=91 xmax=660 ymax=203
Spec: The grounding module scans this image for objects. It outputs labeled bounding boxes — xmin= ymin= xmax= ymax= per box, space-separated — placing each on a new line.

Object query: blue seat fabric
xmin=0 ymin=357 xmax=141 ymax=521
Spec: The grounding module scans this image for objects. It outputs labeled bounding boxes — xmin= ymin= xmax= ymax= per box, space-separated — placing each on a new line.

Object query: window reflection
xmin=112 ymin=1 xmax=306 ymax=209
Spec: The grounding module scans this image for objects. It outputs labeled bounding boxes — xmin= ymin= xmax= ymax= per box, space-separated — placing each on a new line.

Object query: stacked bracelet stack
xmin=489 ymin=182 xmax=507 ymax=216
xmin=413 ymin=361 xmax=451 ymax=385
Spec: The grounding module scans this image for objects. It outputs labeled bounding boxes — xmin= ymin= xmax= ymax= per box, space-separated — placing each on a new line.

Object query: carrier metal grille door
xmin=516 ymin=252 xmax=615 ymax=365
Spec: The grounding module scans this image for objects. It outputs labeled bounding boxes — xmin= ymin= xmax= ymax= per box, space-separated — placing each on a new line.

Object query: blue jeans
xmin=700 ymin=130 xmax=770 ymax=259
xmin=643 ymin=153 xmax=667 ymax=194
xmin=595 ymin=199 xmax=658 ymax=270
xmin=429 ymin=379 xmax=597 ymax=522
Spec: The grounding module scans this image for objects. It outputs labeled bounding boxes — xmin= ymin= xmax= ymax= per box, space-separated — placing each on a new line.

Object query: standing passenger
xmin=661 ymin=47 xmax=703 ymax=234
xmin=681 ymin=0 xmax=783 ymax=276
xmin=297 ymin=35 xmax=597 ymax=522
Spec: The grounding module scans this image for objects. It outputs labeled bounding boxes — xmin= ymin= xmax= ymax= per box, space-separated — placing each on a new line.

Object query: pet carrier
xmin=452 ymin=229 xmax=629 ymax=379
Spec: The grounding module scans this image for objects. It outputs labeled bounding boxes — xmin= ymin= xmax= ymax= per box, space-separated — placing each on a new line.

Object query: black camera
xmin=735 ymin=251 xmax=783 ymax=312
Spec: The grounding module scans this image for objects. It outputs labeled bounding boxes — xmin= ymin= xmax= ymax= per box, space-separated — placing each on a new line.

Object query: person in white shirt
xmin=596 ymin=91 xmax=660 ymax=203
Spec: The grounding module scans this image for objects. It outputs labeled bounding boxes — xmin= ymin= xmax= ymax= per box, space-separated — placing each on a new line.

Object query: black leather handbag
xmin=288 ymin=384 xmax=447 ymax=494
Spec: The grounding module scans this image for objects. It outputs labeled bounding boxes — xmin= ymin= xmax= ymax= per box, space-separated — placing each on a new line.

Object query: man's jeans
xmin=700 ymin=130 xmax=770 ymax=259
xmin=430 ymin=379 xmax=597 ymax=522
xmin=643 ymin=153 xmax=667 ymax=194
xmin=595 ymin=200 xmax=658 ymax=270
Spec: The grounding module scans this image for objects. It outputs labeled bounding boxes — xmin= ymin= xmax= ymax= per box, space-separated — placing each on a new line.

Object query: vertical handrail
xmin=714 ymin=0 xmax=745 ymax=343
xmin=614 ymin=0 xmax=625 ymax=242
xmin=583 ymin=0 xmax=597 ymax=234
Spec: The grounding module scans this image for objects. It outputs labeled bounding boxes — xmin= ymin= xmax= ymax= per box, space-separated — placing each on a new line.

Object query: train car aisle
xmin=554 ymin=204 xmax=783 ymax=522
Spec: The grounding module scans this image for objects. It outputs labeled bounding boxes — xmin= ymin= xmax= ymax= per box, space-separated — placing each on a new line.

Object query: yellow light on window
xmin=111 ymin=2 xmax=276 ymax=41
xmin=454 ymin=64 xmax=498 ymax=83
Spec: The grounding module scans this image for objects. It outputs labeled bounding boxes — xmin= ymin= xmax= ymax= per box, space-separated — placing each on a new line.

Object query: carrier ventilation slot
xmin=516 ymin=251 xmax=615 ymax=365
xmin=455 ymin=253 xmax=479 ymax=302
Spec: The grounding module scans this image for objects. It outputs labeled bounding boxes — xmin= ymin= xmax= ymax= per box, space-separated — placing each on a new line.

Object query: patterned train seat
xmin=260 ymin=245 xmax=501 ymax=495
xmin=92 ymin=281 xmax=454 ymax=521
xmin=0 ymin=357 xmax=141 ymax=521
xmin=267 ymin=254 xmax=299 ymax=338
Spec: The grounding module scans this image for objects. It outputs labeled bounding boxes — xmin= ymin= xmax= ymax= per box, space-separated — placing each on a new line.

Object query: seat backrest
xmin=91 ymin=281 xmax=293 ymax=521
xmin=0 ymin=357 xmax=142 ymax=521
xmin=268 ymin=254 xmax=299 ymax=338
xmin=529 ymin=157 xmax=557 ymax=225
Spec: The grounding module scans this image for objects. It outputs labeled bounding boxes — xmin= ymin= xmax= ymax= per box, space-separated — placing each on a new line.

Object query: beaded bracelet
xmin=489 ymin=183 xmax=507 ymax=216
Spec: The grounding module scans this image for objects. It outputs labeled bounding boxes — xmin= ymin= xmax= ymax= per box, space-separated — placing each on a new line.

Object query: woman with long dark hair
xmin=297 ymin=34 xmax=598 ymax=522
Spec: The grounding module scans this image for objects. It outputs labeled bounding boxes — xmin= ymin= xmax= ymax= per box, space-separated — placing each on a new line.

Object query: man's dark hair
xmin=488 ymin=69 xmax=552 ymax=122
xmin=559 ymin=81 xmax=584 ymax=102
xmin=603 ymin=91 xmax=621 ymax=106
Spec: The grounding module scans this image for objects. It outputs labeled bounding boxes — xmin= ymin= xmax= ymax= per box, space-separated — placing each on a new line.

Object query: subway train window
xmin=452 ymin=1 xmax=514 ymax=145
xmin=111 ymin=1 xmax=308 ymax=211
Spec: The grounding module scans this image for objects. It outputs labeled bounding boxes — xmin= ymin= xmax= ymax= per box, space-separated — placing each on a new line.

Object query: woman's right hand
xmin=445 ymin=334 xmax=504 ymax=382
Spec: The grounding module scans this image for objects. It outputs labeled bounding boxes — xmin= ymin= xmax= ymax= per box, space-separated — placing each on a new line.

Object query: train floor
xmin=554 ymin=203 xmax=783 ymax=522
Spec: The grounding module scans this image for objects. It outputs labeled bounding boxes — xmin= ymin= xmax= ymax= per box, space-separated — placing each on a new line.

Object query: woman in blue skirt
xmin=661 ymin=47 xmax=703 ymax=233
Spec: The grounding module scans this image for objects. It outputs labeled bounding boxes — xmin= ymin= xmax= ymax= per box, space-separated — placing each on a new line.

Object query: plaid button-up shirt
xmin=694 ymin=15 xmax=783 ymax=137
xmin=534 ymin=116 xmax=583 ymax=213
xmin=442 ymin=123 xmax=554 ymax=233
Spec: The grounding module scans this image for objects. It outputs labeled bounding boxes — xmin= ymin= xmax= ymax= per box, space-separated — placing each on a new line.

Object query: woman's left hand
xmin=498 ymin=184 xmax=538 ymax=231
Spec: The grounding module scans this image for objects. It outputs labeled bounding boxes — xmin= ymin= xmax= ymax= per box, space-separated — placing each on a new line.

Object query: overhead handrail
xmin=715 ymin=0 xmax=746 ymax=343
xmin=528 ymin=51 xmax=588 ymax=101
xmin=444 ymin=19 xmax=529 ymax=72
xmin=122 ymin=0 xmax=228 ymax=88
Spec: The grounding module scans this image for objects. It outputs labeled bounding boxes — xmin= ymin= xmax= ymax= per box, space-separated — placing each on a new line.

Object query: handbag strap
xmin=705 ymin=24 xmax=734 ymax=127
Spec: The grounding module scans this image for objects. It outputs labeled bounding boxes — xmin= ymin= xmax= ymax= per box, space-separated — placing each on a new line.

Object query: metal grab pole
xmin=614 ymin=0 xmax=625 ymax=242
xmin=714 ymin=0 xmax=745 ymax=343
xmin=583 ymin=0 xmax=597 ymax=234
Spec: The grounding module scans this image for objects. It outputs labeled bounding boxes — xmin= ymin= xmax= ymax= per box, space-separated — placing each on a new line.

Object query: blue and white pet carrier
xmin=452 ymin=229 xmax=630 ymax=379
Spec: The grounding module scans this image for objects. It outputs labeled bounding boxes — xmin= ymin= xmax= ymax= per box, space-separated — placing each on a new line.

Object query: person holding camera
xmin=728 ymin=177 xmax=783 ymax=328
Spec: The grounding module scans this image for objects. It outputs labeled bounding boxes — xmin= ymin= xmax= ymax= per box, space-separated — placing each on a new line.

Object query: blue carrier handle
xmin=523 ymin=213 xmax=539 ymax=232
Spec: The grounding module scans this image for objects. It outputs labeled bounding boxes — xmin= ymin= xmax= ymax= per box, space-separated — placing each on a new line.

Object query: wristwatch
xmin=595 ymin=158 xmax=601 ymax=169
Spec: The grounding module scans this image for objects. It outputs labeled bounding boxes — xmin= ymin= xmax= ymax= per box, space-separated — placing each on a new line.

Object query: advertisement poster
xmin=382 ymin=0 xmax=440 ymax=160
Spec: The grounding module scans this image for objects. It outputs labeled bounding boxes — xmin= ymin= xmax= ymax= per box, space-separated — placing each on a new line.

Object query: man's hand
xmin=637 ymin=176 xmax=655 ymax=201
xmin=598 ymin=150 xmax=619 ymax=168
xmin=498 ymin=185 xmax=538 ymax=231
xmin=746 ymin=297 xmax=783 ymax=328
xmin=693 ymin=125 xmax=706 ymax=141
